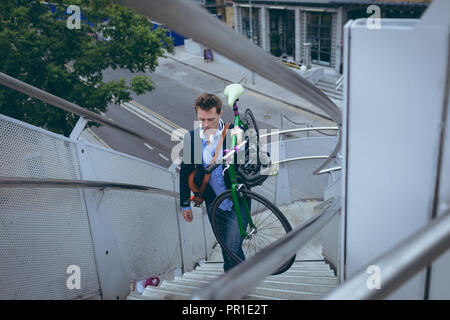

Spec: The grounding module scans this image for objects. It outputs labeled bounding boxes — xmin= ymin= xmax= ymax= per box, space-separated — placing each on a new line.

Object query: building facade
xmin=192 ymin=0 xmax=235 ymax=26
xmin=232 ymin=0 xmax=431 ymax=73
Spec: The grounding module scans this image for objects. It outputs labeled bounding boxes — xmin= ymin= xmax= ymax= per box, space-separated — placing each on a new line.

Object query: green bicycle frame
xmin=227 ymin=102 xmax=256 ymax=238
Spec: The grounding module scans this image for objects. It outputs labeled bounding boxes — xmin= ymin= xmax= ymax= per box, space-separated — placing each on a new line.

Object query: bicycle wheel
xmin=243 ymin=108 xmax=259 ymax=138
xmin=241 ymin=108 xmax=261 ymax=171
xmin=210 ymin=189 xmax=296 ymax=275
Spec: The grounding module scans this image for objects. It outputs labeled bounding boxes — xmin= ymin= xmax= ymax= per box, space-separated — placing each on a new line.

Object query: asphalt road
xmin=89 ymin=55 xmax=328 ymax=169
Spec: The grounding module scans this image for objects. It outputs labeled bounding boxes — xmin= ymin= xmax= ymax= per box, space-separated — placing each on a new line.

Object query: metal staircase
xmin=315 ymin=78 xmax=343 ymax=101
xmin=127 ymin=242 xmax=338 ymax=300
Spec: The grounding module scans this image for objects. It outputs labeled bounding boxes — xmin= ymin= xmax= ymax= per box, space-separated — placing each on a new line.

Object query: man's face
xmin=197 ymin=107 xmax=223 ymax=138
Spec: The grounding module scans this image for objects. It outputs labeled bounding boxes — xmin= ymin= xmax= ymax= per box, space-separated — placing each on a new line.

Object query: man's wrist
xmin=181 ymin=206 xmax=191 ymax=212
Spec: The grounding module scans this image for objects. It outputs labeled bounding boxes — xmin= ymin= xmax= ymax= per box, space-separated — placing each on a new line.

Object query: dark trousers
xmin=205 ymin=201 xmax=249 ymax=272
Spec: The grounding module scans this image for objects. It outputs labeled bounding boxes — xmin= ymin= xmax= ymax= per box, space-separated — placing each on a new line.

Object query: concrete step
xmin=316 ymin=80 xmax=343 ymax=91
xmin=244 ymin=294 xmax=283 ymax=300
xmin=207 ymin=253 xmax=224 ymax=263
xmin=266 ymin=274 xmax=338 ymax=285
xmin=202 ymin=260 xmax=328 ymax=267
xmin=133 ymin=279 xmax=284 ymax=300
xmin=316 ymin=84 xmax=343 ymax=95
xmin=316 ymin=80 xmax=343 ymax=90
xmin=140 ymin=287 xmax=191 ymax=300
xmin=255 ymin=279 xmax=336 ymax=294
xmin=160 ymin=281 xmax=204 ymax=294
xmin=126 ymin=292 xmax=158 ymax=300
xmin=315 ymin=87 xmax=343 ymax=100
xmin=183 ymin=272 xmax=223 ymax=282
xmin=174 ymin=275 xmax=335 ymax=295
xmin=173 ymin=277 xmax=211 ymax=287
xmin=162 ymin=278 xmax=323 ymax=300
xmin=196 ymin=263 xmax=331 ymax=272
xmin=183 ymin=270 xmax=337 ymax=286
xmin=195 ymin=263 xmax=331 ymax=271
xmin=191 ymin=269 xmax=335 ymax=278
xmin=250 ymin=286 xmax=322 ymax=300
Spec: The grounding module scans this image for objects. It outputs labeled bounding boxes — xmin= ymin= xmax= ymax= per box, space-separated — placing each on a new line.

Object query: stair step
xmin=183 ymin=270 xmax=337 ymax=286
xmin=183 ymin=272 xmax=223 ymax=281
xmin=250 ymin=287 xmax=322 ymax=300
xmin=244 ymin=294 xmax=283 ymax=300
xmin=162 ymin=278 xmax=323 ymax=300
xmin=202 ymin=260 xmax=327 ymax=266
xmin=316 ymin=79 xmax=343 ymax=90
xmin=191 ymin=269 xmax=335 ymax=277
xmin=126 ymin=292 xmax=156 ymax=300
xmin=172 ymin=276 xmax=333 ymax=298
xmin=173 ymin=277 xmax=211 ymax=287
xmin=256 ymin=279 xmax=336 ymax=294
xmin=174 ymin=274 xmax=335 ymax=295
xmin=160 ymin=282 xmax=205 ymax=294
xmin=266 ymin=274 xmax=338 ymax=285
xmin=315 ymin=80 xmax=343 ymax=90
xmin=315 ymin=88 xmax=343 ymax=100
xmin=141 ymin=287 xmax=191 ymax=300
xmin=196 ymin=264 xmax=330 ymax=272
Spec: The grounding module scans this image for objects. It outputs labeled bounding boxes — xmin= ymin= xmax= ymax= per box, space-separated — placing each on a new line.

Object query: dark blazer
xmin=179 ymin=124 xmax=238 ymax=208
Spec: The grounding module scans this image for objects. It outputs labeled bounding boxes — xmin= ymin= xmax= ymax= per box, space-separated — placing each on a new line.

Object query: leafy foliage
xmin=0 ymin=0 xmax=173 ymax=136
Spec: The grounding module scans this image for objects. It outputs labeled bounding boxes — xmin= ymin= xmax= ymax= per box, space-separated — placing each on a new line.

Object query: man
xmin=179 ymin=93 xmax=246 ymax=272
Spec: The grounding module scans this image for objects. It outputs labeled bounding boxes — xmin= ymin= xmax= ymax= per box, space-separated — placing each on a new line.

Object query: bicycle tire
xmin=240 ymin=108 xmax=261 ymax=178
xmin=243 ymin=109 xmax=260 ymax=157
xmin=210 ymin=189 xmax=296 ymax=275
xmin=243 ymin=108 xmax=259 ymax=139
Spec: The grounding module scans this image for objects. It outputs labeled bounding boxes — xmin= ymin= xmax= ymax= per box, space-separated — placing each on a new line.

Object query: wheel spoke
xmin=211 ymin=189 xmax=295 ymax=274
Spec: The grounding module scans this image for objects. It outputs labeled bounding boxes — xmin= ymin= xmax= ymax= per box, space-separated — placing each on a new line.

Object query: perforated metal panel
xmin=0 ymin=115 xmax=100 ymax=299
xmin=84 ymin=144 xmax=174 ymax=190
xmin=96 ymin=190 xmax=183 ymax=281
xmin=82 ymin=144 xmax=183 ymax=281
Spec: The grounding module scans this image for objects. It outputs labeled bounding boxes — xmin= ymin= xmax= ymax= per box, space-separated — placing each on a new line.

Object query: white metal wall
xmin=342 ymin=2 xmax=450 ymax=299
xmin=282 ymin=136 xmax=336 ymax=201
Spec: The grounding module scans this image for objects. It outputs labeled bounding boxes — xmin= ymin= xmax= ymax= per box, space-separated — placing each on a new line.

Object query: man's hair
xmin=194 ymin=93 xmax=222 ymax=114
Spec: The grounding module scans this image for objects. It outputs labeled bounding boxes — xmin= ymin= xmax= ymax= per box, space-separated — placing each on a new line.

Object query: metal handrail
xmin=191 ymin=197 xmax=341 ymax=299
xmin=0 ymin=72 xmax=170 ymax=153
xmin=324 ymin=208 xmax=450 ymax=300
xmin=260 ymin=126 xmax=339 ymax=139
xmin=313 ymin=129 xmax=342 ymax=175
xmin=0 ymin=177 xmax=179 ymax=198
xmin=318 ymin=166 xmax=342 ymax=175
xmin=273 ymin=155 xmax=329 ymax=165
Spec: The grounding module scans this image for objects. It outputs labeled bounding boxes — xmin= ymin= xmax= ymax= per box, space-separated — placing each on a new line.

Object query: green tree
xmin=0 ymin=0 xmax=173 ymax=136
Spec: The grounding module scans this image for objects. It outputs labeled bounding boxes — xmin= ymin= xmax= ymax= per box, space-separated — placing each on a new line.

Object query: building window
xmin=269 ymin=9 xmax=295 ymax=58
xmin=241 ymin=7 xmax=260 ymax=47
xmin=306 ymin=12 xmax=332 ymax=66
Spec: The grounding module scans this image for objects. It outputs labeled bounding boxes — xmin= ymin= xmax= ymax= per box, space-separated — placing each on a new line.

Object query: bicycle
xmin=204 ymin=83 xmax=296 ymax=275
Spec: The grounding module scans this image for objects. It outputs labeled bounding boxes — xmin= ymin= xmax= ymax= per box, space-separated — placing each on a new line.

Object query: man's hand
xmin=182 ymin=209 xmax=193 ymax=222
